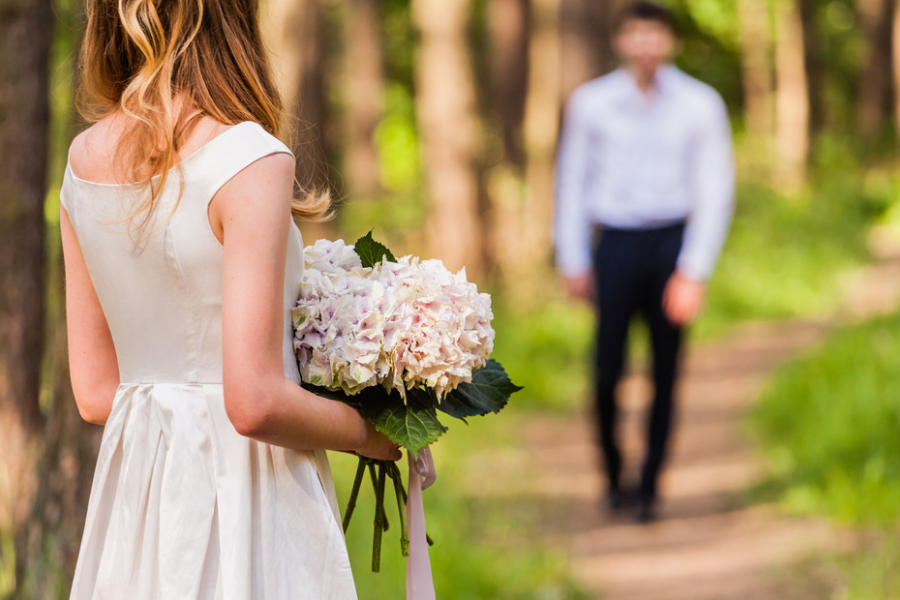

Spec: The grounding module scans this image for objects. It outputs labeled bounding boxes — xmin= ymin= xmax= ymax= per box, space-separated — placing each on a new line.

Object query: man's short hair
xmin=616 ymin=2 xmax=676 ymax=34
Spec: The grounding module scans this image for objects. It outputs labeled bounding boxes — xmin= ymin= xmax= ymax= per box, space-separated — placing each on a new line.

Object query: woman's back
xmin=63 ymin=120 xmax=303 ymax=385
xmin=64 ymin=120 xmax=358 ymax=599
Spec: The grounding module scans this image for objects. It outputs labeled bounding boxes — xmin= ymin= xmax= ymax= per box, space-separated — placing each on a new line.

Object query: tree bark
xmin=487 ymin=0 xmax=529 ymax=169
xmin=264 ymin=0 xmax=331 ymax=192
xmin=519 ymin=0 xmax=561 ymax=287
xmin=412 ymin=0 xmax=484 ymax=276
xmin=856 ymin=0 xmax=893 ymax=142
xmin=774 ymin=0 xmax=809 ymax=188
xmin=342 ymin=0 xmax=383 ymax=197
xmin=893 ymin=0 xmax=900 ymax=136
xmin=738 ymin=0 xmax=774 ymax=138
xmin=484 ymin=0 xmax=563 ymax=299
xmin=0 ymin=0 xmax=53 ymax=592
xmin=798 ymin=0 xmax=826 ymax=137
xmin=558 ymin=0 xmax=616 ymax=102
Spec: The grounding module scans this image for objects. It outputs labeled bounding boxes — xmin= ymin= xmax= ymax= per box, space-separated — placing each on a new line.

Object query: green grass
xmin=749 ymin=309 xmax=900 ymax=527
xmin=330 ymin=410 xmax=588 ymax=600
xmin=770 ymin=533 xmax=900 ymax=600
xmin=749 ymin=310 xmax=900 ymax=598
xmin=490 ymin=301 xmax=595 ymax=413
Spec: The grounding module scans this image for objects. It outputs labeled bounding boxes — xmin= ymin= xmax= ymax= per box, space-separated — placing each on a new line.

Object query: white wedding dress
xmin=63 ymin=122 xmax=357 ymax=599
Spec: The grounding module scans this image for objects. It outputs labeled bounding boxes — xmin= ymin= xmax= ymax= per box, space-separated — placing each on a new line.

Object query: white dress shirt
xmin=554 ymin=65 xmax=735 ymax=281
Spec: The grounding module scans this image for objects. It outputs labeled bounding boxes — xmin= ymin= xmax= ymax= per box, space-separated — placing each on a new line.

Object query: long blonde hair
xmin=79 ymin=0 xmax=330 ymax=225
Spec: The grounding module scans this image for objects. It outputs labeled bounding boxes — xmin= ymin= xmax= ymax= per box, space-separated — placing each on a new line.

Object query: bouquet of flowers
xmin=292 ymin=231 xmax=521 ymax=572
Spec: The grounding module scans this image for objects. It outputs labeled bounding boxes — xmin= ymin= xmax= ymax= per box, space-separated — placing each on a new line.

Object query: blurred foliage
xmin=491 ymin=302 xmax=595 ymax=412
xmin=697 ymin=160 xmax=895 ymax=337
xmin=749 ymin=309 xmax=900 ymax=527
xmin=771 ymin=533 xmax=900 ymax=599
xmin=749 ymin=310 xmax=900 ymax=598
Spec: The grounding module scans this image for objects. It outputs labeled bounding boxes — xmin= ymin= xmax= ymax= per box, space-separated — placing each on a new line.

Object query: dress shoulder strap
xmin=191 ymin=121 xmax=294 ymax=204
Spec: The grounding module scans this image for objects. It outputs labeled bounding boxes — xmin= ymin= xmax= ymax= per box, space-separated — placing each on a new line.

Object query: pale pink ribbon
xmin=406 ymin=447 xmax=437 ymax=600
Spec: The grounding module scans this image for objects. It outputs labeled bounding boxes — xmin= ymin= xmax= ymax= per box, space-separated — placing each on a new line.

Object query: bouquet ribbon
xmin=406 ymin=447 xmax=436 ymax=600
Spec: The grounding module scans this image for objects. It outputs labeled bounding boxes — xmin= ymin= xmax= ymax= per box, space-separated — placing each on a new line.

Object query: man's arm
xmin=665 ymin=93 xmax=735 ymax=324
xmin=554 ymin=88 xmax=596 ymax=299
xmin=677 ymin=94 xmax=735 ymax=282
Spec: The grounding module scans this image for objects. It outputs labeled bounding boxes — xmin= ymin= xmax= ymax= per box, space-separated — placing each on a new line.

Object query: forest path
xmin=518 ymin=259 xmax=900 ymax=600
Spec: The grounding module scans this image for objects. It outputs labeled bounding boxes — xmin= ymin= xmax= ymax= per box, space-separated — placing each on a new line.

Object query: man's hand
xmin=565 ymin=272 xmax=595 ymax=302
xmin=662 ymin=271 xmax=706 ymax=325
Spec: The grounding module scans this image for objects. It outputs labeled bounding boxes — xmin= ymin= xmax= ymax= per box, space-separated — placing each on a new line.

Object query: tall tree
xmin=522 ymin=0 xmax=561 ymax=277
xmin=774 ymin=0 xmax=809 ymax=188
xmin=487 ymin=0 xmax=529 ymax=169
xmin=0 ymin=0 xmax=53 ymax=593
xmin=16 ymin=8 xmax=104 ymax=589
xmin=264 ymin=0 xmax=331 ymax=193
xmin=856 ymin=0 xmax=893 ymax=142
xmin=893 ymin=0 xmax=900 ymax=136
xmin=559 ymin=0 xmax=616 ymax=102
xmin=342 ymin=0 xmax=383 ymax=197
xmin=738 ymin=0 xmax=774 ymax=138
xmin=412 ymin=0 xmax=483 ymax=276
xmin=798 ymin=0 xmax=826 ymax=137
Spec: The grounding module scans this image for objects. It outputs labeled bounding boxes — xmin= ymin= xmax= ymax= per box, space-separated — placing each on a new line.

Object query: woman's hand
xmin=356 ymin=420 xmax=402 ymax=462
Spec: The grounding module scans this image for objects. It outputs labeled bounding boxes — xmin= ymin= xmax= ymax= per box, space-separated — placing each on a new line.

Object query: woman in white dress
xmin=60 ymin=0 xmax=401 ymax=597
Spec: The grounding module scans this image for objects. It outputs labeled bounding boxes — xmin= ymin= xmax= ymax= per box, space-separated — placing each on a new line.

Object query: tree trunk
xmin=856 ymin=0 xmax=893 ymax=142
xmin=487 ymin=0 xmax=529 ymax=169
xmin=798 ymin=0 xmax=825 ymax=138
xmin=518 ymin=0 xmax=561 ymax=292
xmin=893 ymin=0 xmax=900 ymax=136
xmin=738 ymin=0 xmax=774 ymax=138
xmin=412 ymin=0 xmax=483 ymax=276
xmin=264 ymin=0 xmax=331 ymax=192
xmin=558 ymin=0 xmax=616 ymax=102
xmin=774 ymin=0 xmax=809 ymax=188
xmin=342 ymin=0 xmax=383 ymax=197
xmin=17 ymin=257 xmax=101 ymax=594
xmin=0 ymin=0 xmax=53 ymax=592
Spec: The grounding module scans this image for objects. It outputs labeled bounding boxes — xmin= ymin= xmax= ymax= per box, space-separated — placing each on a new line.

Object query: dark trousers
xmin=592 ymin=223 xmax=685 ymax=500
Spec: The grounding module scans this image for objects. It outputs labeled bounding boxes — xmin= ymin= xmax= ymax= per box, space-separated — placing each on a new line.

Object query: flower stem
xmin=342 ymin=458 xmax=367 ymax=533
xmin=372 ymin=462 xmax=388 ymax=572
xmin=388 ymin=462 xmax=409 ymax=556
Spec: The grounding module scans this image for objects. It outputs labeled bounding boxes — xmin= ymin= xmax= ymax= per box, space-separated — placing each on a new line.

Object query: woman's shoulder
xmin=67 ymin=120 xmax=118 ymax=183
xmin=67 ymin=115 xmax=289 ymax=185
xmin=225 ymin=121 xmax=293 ymax=157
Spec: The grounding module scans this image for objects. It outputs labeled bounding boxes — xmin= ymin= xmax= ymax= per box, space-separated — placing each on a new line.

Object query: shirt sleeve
xmin=554 ymin=88 xmax=595 ymax=277
xmin=676 ymin=94 xmax=735 ymax=281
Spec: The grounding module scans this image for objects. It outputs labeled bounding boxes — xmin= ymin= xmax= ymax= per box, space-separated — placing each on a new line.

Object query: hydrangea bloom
xmin=292 ymin=240 xmax=495 ymax=399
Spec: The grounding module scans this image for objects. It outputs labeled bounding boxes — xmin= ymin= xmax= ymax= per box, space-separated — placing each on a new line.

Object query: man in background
xmin=554 ymin=1 xmax=735 ymax=522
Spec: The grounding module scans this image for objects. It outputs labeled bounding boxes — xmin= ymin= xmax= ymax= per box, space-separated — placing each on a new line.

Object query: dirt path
xmin=520 ymin=259 xmax=900 ymax=600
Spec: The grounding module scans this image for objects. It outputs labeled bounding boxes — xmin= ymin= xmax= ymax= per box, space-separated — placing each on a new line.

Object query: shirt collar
xmin=617 ymin=64 xmax=678 ymax=106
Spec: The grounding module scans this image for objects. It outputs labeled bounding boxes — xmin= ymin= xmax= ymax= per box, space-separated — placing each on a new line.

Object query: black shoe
xmin=605 ymin=489 xmax=624 ymax=512
xmin=636 ymin=496 xmax=656 ymax=523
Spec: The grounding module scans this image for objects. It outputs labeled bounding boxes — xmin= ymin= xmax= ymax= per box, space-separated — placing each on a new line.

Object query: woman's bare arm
xmin=211 ymin=153 xmax=400 ymax=461
xmin=61 ymin=208 xmax=120 ymax=425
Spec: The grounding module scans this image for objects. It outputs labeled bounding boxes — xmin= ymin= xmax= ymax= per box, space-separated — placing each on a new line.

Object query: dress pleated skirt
xmin=69 ymin=383 xmax=358 ymax=600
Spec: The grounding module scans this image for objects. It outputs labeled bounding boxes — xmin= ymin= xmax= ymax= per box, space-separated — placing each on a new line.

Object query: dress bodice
xmin=61 ymin=122 xmax=304 ymax=385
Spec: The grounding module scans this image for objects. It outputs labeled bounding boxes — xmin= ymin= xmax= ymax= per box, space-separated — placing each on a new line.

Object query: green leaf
xmin=302 ymin=382 xmax=445 ymax=457
xmin=354 ymin=230 xmax=396 ymax=268
xmin=438 ymin=359 xmax=523 ymax=420
xmin=301 ymin=381 xmax=352 ymax=403
xmin=372 ymin=392 xmax=448 ymax=460
xmin=302 ymin=381 xmax=395 ymax=414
